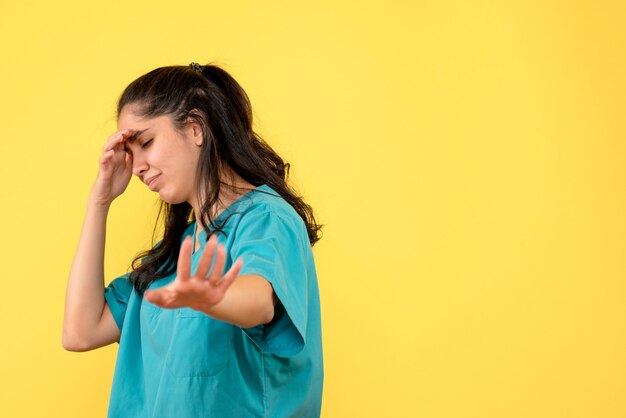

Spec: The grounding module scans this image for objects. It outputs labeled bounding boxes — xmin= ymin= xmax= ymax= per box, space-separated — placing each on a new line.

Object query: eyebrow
xmin=126 ymin=128 xmax=149 ymax=144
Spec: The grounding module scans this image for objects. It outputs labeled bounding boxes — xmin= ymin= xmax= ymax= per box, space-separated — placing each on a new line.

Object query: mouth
xmin=144 ymin=174 xmax=161 ymax=191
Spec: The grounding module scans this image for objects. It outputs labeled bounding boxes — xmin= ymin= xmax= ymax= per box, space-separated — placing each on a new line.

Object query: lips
xmin=144 ymin=174 xmax=161 ymax=191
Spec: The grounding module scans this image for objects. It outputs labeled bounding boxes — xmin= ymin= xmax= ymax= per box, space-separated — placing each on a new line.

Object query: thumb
xmin=144 ymin=289 xmax=163 ymax=305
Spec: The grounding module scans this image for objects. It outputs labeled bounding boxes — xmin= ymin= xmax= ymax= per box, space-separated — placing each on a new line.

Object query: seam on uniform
xmin=262 ymin=350 xmax=268 ymax=418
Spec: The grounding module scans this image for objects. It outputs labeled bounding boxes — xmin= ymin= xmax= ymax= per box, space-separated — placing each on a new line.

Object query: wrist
xmin=86 ymin=196 xmax=112 ymax=212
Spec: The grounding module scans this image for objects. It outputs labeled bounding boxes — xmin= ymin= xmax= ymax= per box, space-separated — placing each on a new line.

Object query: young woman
xmin=63 ymin=63 xmax=323 ymax=417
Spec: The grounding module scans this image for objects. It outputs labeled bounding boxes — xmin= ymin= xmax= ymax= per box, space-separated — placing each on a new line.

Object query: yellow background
xmin=1 ymin=1 xmax=625 ymax=417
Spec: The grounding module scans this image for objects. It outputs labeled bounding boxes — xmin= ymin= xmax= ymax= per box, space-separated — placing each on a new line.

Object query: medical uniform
xmin=104 ymin=184 xmax=323 ymax=417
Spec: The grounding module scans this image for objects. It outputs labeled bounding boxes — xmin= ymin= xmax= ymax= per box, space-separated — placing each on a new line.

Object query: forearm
xmin=62 ymin=199 xmax=110 ymax=347
xmin=199 ymin=275 xmax=275 ymax=328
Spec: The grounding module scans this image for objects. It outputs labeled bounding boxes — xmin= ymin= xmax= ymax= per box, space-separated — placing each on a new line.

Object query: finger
xmin=146 ymin=288 xmax=180 ymax=308
xmin=219 ymin=257 xmax=243 ymax=290
xmin=105 ymin=130 xmax=125 ymax=143
xmin=104 ymin=129 xmax=133 ymax=151
xmin=208 ymin=244 xmax=227 ymax=285
xmin=144 ymin=289 xmax=166 ymax=306
xmin=99 ymin=150 xmax=116 ymax=167
xmin=108 ymin=129 xmax=129 ymax=139
xmin=195 ymin=233 xmax=217 ymax=279
xmin=125 ymin=150 xmax=133 ymax=169
xmin=103 ymin=132 xmax=127 ymax=152
xmin=177 ymin=236 xmax=192 ymax=281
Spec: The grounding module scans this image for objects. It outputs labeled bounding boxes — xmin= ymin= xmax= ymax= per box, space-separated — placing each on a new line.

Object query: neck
xmin=191 ymin=168 xmax=255 ymax=230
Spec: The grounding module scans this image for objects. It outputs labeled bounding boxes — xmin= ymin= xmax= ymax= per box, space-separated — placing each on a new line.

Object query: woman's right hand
xmin=89 ymin=130 xmax=134 ymax=206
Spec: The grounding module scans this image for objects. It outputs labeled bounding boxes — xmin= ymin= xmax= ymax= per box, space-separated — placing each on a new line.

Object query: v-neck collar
xmin=191 ymin=184 xmax=272 ymax=254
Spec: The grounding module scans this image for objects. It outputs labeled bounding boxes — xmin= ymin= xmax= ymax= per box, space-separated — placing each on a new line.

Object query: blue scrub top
xmin=104 ymin=185 xmax=323 ymax=417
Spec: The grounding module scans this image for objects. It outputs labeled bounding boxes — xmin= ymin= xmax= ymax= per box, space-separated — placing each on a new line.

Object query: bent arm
xmin=143 ymin=236 xmax=276 ymax=329
xmin=62 ymin=201 xmax=121 ymax=351
xmin=199 ymin=274 xmax=276 ymax=328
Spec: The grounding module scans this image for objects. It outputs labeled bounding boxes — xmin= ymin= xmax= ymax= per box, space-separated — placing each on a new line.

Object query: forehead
xmin=117 ymin=104 xmax=173 ymax=133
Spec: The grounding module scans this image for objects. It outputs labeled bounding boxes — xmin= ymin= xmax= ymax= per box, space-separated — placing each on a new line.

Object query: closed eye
xmin=141 ymin=139 xmax=153 ymax=149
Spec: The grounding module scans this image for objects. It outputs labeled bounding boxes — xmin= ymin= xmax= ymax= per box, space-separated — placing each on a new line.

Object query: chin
xmin=158 ymin=191 xmax=186 ymax=205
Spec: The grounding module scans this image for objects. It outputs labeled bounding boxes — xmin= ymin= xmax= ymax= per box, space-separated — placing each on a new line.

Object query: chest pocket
xmin=165 ymin=307 xmax=232 ymax=378
xmin=141 ymin=302 xmax=232 ymax=379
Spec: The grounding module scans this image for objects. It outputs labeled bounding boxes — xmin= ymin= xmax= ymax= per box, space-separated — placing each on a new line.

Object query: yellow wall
xmin=1 ymin=1 xmax=624 ymax=417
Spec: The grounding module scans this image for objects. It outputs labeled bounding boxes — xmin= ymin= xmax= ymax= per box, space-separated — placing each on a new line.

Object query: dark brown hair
xmin=118 ymin=63 xmax=321 ymax=293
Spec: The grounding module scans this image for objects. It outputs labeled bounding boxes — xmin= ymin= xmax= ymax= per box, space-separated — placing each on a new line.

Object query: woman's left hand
xmin=144 ymin=234 xmax=243 ymax=311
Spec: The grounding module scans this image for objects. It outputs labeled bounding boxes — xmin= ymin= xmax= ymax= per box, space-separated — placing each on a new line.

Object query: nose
xmin=132 ymin=153 xmax=149 ymax=177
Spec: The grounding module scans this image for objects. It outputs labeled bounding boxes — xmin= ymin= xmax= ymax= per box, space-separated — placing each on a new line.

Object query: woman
xmin=63 ymin=63 xmax=323 ymax=417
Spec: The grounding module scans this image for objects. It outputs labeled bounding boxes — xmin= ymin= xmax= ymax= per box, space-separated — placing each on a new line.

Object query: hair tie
xmin=189 ymin=62 xmax=203 ymax=74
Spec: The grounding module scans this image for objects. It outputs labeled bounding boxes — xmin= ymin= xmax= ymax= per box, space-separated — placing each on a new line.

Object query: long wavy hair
xmin=118 ymin=63 xmax=322 ymax=293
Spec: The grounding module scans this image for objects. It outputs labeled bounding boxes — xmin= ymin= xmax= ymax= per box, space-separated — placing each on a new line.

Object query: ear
xmin=191 ymin=121 xmax=203 ymax=147
xmin=186 ymin=109 xmax=205 ymax=147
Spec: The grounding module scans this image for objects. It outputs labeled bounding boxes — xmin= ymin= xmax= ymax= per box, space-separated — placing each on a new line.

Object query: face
xmin=118 ymin=104 xmax=203 ymax=206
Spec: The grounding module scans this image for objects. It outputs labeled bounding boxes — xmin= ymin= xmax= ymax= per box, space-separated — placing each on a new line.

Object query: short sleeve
xmin=230 ymin=210 xmax=309 ymax=358
xmin=104 ymin=273 xmax=134 ymax=332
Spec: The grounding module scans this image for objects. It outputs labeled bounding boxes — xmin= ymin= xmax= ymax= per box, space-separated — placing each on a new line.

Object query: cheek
xmin=166 ymin=158 xmax=198 ymax=191
xmin=180 ymin=151 xmax=200 ymax=179
xmin=155 ymin=147 xmax=200 ymax=199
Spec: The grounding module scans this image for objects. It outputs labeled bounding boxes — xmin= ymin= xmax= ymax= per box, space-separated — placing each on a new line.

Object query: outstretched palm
xmin=144 ymin=234 xmax=243 ymax=311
